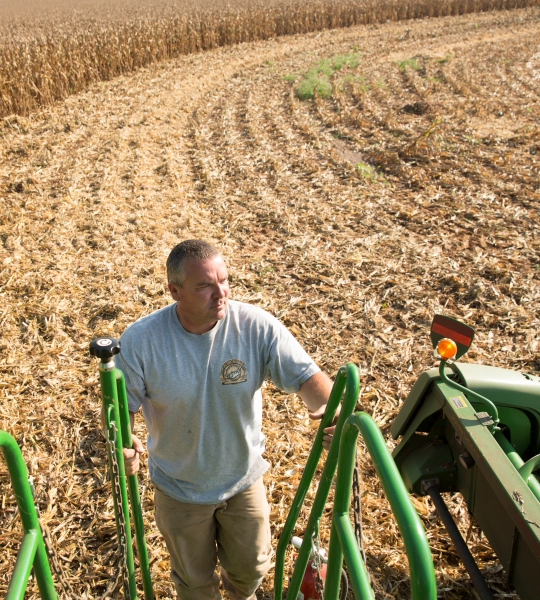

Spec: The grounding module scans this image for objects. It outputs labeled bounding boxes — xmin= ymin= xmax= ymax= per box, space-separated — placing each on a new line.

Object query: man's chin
xmin=212 ymin=305 xmax=227 ymax=320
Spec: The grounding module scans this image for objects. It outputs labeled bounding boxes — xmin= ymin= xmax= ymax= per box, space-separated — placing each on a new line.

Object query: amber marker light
xmin=437 ymin=338 xmax=458 ymax=361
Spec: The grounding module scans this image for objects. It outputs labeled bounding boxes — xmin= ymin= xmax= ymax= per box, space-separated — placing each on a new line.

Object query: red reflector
xmin=432 ymin=323 xmax=472 ymax=347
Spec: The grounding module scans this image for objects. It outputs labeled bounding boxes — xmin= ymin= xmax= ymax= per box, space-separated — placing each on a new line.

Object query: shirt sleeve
xmin=264 ymin=316 xmax=320 ymax=393
xmin=115 ymin=327 xmax=146 ymax=413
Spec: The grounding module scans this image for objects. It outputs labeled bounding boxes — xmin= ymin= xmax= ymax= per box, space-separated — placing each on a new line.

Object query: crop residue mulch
xmin=1 ymin=7 xmax=539 ymax=599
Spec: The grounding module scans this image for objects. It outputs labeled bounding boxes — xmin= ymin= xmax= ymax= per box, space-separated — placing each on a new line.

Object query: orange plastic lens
xmin=438 ymin=338 xmax=458 ymax=360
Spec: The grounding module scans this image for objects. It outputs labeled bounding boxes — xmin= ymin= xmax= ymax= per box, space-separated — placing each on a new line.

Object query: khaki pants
xmin=154 ymin=478 xmax=272 ymax=600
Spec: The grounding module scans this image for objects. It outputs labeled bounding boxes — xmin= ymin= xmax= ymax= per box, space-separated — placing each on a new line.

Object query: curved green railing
xmin=328 ymin=413 xmax=437 ymax=600
xmin=274 ymin=365 xmax=436 ymax=600
xmin=2 ymin=358 xmax=435 ymax=600
xmin=274 ymin=362 xmax=361 ymax=600
xmin=0 ymin=431 xmax=57 ymax=600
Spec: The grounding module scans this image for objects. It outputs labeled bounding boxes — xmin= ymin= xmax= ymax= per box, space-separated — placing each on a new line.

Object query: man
xmin=117 ymin=240 xmax=334 ymax=600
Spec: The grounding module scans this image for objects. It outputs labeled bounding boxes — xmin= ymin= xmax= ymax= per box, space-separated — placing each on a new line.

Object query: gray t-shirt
xmin=116 ymin=300 xmax=320 ymax=504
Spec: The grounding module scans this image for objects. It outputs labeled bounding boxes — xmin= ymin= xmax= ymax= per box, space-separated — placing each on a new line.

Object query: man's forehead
xmin=184 ymin=255 xmax=227 ymax=277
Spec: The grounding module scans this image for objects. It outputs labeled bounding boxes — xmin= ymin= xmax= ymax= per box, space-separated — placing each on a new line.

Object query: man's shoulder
xmin=121 ymin=303 xmax=176 ymax=339
xmin=228 ymin=299 xmax=278 ymax=324
xmin=227 ymin=300 xmax=288 ymax=342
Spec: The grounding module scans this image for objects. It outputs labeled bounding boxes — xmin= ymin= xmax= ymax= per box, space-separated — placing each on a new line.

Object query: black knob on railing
xmin=89 ymin=337 xmax=121 ymax=361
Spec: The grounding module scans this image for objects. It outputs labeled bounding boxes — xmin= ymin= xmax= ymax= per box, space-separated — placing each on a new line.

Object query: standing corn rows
xmin=2 ymin=0 xmax=539 ymax=117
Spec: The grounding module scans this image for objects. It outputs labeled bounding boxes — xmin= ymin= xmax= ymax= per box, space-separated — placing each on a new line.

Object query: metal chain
xmin=352 ymin=455 xmax=367 ymax=565
xmin=32 ymin=485 xmax=78 ymax=599
xmin=314 ymin=565 xmax=325 ymax=600
xmin=40 ymin=522 xmax=78 ymax=599
xmin=312 ymin=530 xmax=325 ymax=600
xmin=105 ymin=421 xmax=132 ymax=600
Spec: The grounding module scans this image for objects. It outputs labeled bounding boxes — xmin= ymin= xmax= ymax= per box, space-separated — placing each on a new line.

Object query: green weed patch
xmin=295 ymin=51 xmax=360 ymax=101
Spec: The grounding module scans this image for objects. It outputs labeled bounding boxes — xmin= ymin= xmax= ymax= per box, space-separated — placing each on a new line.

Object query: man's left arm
xmin=297 ymin=371 xmax=336 ymax=448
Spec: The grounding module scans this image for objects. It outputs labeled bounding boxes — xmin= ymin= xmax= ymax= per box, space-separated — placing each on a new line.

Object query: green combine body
xmin=391 ymin=317 xmax=540 ymax=600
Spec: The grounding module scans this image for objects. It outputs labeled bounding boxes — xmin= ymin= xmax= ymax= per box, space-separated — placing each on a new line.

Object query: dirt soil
xmin=1 ymin=6 xmax=539 ymax=599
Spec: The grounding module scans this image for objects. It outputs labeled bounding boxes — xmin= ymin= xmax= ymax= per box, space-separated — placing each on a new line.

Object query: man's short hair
xmin=167 ymin=240 xmax=220 ymax=286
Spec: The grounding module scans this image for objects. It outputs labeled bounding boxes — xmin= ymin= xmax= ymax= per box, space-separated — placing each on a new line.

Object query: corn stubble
xmin=1 ymin=0 xmax=539 ymax=118
xmin=0 ymin=1 xmax=539 ymax=596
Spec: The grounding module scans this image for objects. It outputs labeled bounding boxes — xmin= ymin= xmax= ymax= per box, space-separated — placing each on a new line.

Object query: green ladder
xmin=274 ymin=363 xmax=437 ymax=600
xmin=0 ymin=431 xmax=57 ymax=600
xmin=89 ymin=336 xmax=154 ymax=600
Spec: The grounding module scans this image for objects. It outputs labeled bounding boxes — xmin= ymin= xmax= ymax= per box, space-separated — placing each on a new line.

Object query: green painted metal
xmin=331 ymin=413 xmax=436 ymax=600
xmin=494 ymin=432 xmax=540 ymax=502
xmin=390 ymin=368 xmax=442 ymax=440
xmin=435 ymin=352 xmax=540 ymax=500
xmin=454 ymin=363 xmax=540 ymax=410
xmin=398 ymin=437 xmax=457 ymax=496
xmin=438 ymin=362 xmax=499 ymax=430
xmin=390 ymin=315 xmax=540 ymax=600
xmin=482 ymin=405 xmax=531 ymax=456
xmin=0 ymin=431 xmax=57 ymax=600
xmin=9 ymin=530 xmax=39 ymax=600
xmin=393 ymin=362 xmax=540 ymax=600
xmin=98 ymin=361 xmax=154 ymax=599
xmin=116 ymin=370 xmax=154 ymax=600
xmin=274 ymin=365 xmax=435 ymax=600
xmin=454 ymin=363 xmax=540 ymax=450
xmin=332 ymin=516 xmax=372 ymax=599
xmin=99 ymin=361 xmax=138 ymax=598
xmin=274 ymin=363 xmax=360 ymax=600
xmin=518 ymin=453 xmax=540 ymax=482
xmin=435 ymin=379 xmax=540 ymax=600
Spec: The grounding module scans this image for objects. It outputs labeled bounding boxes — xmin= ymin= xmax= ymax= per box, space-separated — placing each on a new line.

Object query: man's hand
xmin=309 ymin=404 xmax=338 ymax=450
xmin=123 ymin=434 xmax=144 ymax=476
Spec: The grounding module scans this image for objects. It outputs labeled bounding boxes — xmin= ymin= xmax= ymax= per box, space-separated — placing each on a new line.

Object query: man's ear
xmin=168 ymin=282 xmax=180 ymax=301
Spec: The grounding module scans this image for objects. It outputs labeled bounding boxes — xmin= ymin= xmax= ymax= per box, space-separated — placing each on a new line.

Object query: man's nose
xmin=214 ymin=283 xmax=227 ymax=297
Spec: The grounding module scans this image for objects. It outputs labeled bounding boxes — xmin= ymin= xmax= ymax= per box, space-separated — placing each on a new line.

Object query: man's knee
xmin=171 ymin=568 xmax=221 ymax=600
xmin=241 ymin=549 xmax=272 ymax=581
xmin=221 ymin=562 xmax=269 ymax=599
xmin=223 ymin=539 xmax=272 ymax=593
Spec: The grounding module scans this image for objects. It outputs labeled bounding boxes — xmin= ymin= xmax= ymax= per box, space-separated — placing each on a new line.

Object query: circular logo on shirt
xmin=220 ymin=359 xmax=247 ymax=385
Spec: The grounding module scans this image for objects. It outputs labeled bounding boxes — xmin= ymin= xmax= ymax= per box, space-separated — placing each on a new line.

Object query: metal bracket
xmin=475 ymin=412 xmax=494 ymax=427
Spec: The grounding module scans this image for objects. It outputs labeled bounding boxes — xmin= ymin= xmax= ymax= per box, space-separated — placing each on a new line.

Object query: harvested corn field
xmin=1 ymin=0 xmax=540 ymax=117
xmin=1 ymin=4 xmax=540 ymax=599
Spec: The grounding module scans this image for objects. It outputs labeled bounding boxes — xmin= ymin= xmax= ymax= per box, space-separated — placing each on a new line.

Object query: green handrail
xmin=96 ymin=348 xmax=154 ymax=600
xmin=0 ymin=431 xmax=57 ymax=600
xmin=274 ymin=366 xmax=436 ymax=600
xmin=116 ymin=369 xmax=154 ymax=599
xmin=329 ymin=413 xmax=437 ymax=600
xmin=274 ymin=363 xmax=360 ymax=600
xmin=99 ymin=358 xmax=138 ymax=598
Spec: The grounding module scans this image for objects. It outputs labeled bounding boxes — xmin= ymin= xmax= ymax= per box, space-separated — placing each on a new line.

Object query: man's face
xmin=168 ymin=255 xmax=230 ymax=334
